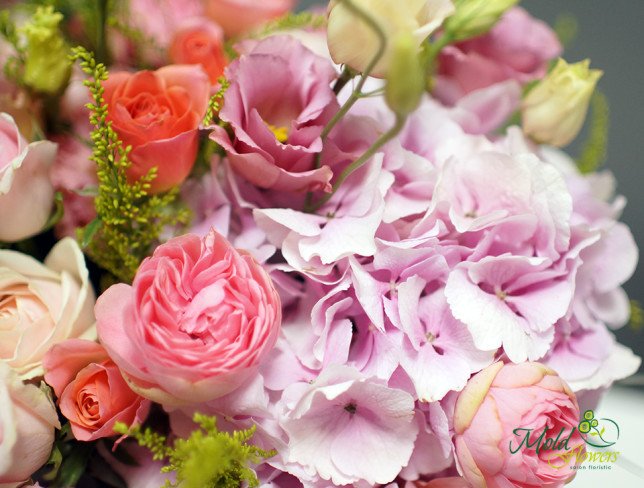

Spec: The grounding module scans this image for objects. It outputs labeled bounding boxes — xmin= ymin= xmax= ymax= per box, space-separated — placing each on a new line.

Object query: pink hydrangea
xmin=278 ymin=365 xmax=418 ymax=486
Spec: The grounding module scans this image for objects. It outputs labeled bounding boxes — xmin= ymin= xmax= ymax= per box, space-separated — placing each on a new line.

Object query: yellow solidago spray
xmin=115 ymin=413 xmax=274 ymax=488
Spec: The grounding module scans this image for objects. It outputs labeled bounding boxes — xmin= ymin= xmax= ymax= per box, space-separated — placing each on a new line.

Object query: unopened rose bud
xmin=445 ymin=0 xmax=518 ymax=40
xmin=522 ymin=58 xmax=603 ymax=147
xmin=327 ymin=0 xmax=455 ymax=78
xmin=385 ymin=33 xmax=425 ymax=116
xmin=21 ymin=6 xmax=71 ymax=95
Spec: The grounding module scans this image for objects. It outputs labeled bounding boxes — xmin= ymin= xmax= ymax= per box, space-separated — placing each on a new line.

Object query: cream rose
xmin=0 ymin=238 xmax=96 ymax=379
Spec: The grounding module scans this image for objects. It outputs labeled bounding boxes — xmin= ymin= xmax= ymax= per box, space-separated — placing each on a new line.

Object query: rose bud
xmin=445 ymin=0 xmax=518 ymax=40
xmin=454 ymin=362 xmax=586 ymax=488
xmin=0 ymin=363 xmax=60 ymax=486
xmin=522 ymin=58 xmax=603 ymax=147
xmin=169 ymin=18 xmax=227 ymax=85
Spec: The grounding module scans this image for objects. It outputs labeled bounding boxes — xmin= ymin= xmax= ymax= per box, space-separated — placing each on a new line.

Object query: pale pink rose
xmin=436 ymin=7 xmax=561 ymax=104
xmin=210 ymin=36 xmax=339 ymax=193
xmin=453 ymin=362 xmax=585 ymax=488
xmin=0 ymin=363 xmax=60 ymax=486
xmin=0 ymin=112 xmax=56 ymax=242
xmin=43 ymin=339 xmax=150 ymax=442
xmin=169 ymin=18 xmax=227 ymax=85
xmin=103 ymin=64 xmax=210 ymax=193
xmin=96 ymin=229 xmax=281 ymax=406
xmin=205 ymin=0 xmax=295 ymax=37
xmin=0 ymin=238 xmax=96 ymax=379
xmin=49 ymin=135 xmax=97 ymax=238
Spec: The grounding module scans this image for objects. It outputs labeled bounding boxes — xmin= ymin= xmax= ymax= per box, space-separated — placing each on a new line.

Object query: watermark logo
xmin=578 ymin=409 xmax=620 ymax=448
xmin=508 ymin=409 xmax=621 ymax=471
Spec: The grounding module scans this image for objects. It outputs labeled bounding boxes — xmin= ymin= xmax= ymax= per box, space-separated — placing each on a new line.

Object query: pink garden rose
xmin=43 ymin=339 xmax=150 ymax=442
xmin=0 ymin=238 xmax=96 ymax=379
xmin=103 ymin=64 xmax=210 ymax=193
xmin=0 ymin=112 xmax=56 ymax=242
xmin=211 ymin=35 xmax=339 ymax=193
xmin=96 ymin=229 xmax=281 ymax=406
xmin=0 ymin=363 xmax=60 ymax=486
xmin=436 ymin=7 xmax=561 ymax=104
xmin=204 ymin=0 xmax=295 ymax=37
xmin=453 ymin=362 xmax=585 ymax=488
xmin=169 ymin=18 xmax=227 ymax=85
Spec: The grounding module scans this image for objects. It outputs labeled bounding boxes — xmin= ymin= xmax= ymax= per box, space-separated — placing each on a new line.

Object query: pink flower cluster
xmin=0 ymin=2 xmax=640 ymax=488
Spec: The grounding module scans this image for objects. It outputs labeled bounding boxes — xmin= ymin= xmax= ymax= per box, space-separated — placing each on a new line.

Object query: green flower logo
xmin=578 ymin=410 xmax=619 ymax=448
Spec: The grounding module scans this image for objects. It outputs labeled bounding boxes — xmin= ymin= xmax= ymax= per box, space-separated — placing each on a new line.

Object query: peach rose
xmin=453 ymin=362 xmax=585 ymax=488
xmin=0 ymin=363 xmax=60 ymax=486
xmin=103 ymin=65 xmax=210 ymax=193
xmin=204 ymin=0 xmax=295 ymax=37
xmin=96 ymin=229 xmax=281 ymax=406
xmin=0 ymin=238 xmax=96 ymax=379
xmin=0 ymin=112 xmax=56 ymax=242
xmin=169 ymin=18 xmax=227 ymax=85
xmin=43 ymin=339 xmax=150 ymax=442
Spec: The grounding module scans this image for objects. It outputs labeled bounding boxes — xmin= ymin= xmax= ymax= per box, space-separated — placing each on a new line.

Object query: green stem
xmin=305 ymin=0 xmax=388 ymax=209
xmin=96 ymin=0 xmax=109 ymax=64
xmin=306 ymin=114 xmax=405 ymax=213
xmin=319 ymin=0 xmax=387 ymax=144
xmin=333 ymin=66 xmax=355 ymax=95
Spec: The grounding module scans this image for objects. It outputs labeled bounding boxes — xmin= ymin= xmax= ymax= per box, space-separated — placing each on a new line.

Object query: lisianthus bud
xmin=20 ymin=6 xmax=71 ymax=95
xmin=445 ymin=0 xmax=518 ymax=40
xmin=327 ymin=0 xmax=455 ymax=78
xmin=522 ymin=58 xmax=603 ymax=147
xmin=385 ymin=33 xmax=425 ymax=116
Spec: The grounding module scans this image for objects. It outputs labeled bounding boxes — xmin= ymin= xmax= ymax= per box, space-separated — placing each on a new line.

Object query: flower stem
xmin=304 ymin=0 xmax=388 ymax=209
xmin=305 ymin=114 xmax=405 ymax=213
xmin=96 ymin=0 xmax=109 ymax=64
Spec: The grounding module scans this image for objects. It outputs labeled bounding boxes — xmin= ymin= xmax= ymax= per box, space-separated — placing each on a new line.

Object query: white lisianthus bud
xmin=327 ymin=0 xmax=455 ymax=78
xmin=522 ymin=58 xmax=603 ymax=147
xmin=445 ymin=0 xmax=518 ymax=40
xmin=385 ymin=33 xmax=425 ymax=116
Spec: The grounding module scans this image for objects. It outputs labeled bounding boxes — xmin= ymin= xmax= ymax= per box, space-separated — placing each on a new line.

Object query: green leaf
xmin=55 ymin=443 xmax=94 ymax=488
xmin=73 ymin=185 xmax=99 ymax=197
xmin=80 ymin=217 xmax=102 ymax=248
xmin=41 ymin=191 xmax=65 ymax=233
xmin=42 ymin=444 xmax=63 ymax=482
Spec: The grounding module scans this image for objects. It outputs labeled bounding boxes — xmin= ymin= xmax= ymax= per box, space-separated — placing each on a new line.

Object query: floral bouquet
xmin=0 ymin=0 xmax=640 ymax=487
